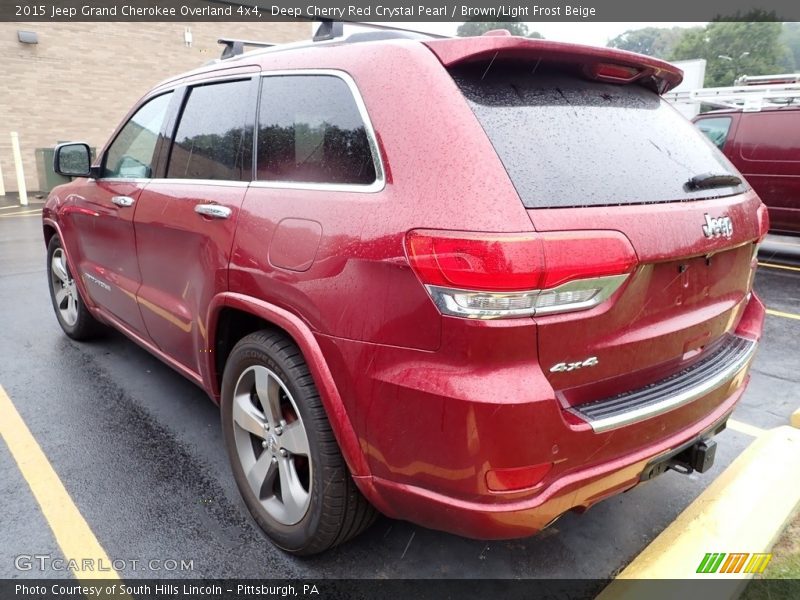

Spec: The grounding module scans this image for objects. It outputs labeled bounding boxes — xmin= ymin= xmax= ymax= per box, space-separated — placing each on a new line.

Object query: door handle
xmin=111 ymin=196 xmax=135 ymax=207
xmin=194 ymin=204 xmax=232 ymax=219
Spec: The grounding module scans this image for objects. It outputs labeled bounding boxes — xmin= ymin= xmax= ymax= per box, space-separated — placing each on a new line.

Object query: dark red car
xmin=694 ymin=106 xmax=800 ymax=235
xmin=43 ymin=30 xmax=768 ymax=555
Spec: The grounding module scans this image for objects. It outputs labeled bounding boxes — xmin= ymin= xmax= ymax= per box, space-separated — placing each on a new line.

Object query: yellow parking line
xmin=0 ymin=385 xmax=120 ymax=580
xmin=766 ymin=308 xmax=800 ymax=321
xmin=0 ymin=209 xmax=41 ymax=218
xmin=597 ymin=426 xmax=800 ymax=589
xmin=0 ymin=204 xmax=42 ymax=211
xmin=727 ymin=419 xmax=766 ymax=438
xmin=758 ymin=261 xmax=800 ymax=272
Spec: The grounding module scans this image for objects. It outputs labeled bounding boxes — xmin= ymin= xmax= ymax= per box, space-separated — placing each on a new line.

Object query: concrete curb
xmin=597 ymin=426 xmax=800 ymax=597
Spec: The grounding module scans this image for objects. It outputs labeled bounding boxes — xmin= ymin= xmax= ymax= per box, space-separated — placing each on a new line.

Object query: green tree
xmin=607 ymin=26 xmax=690 ymax=59
xmin=670 ymin=27 xmax=708 ymax=62
xmin=779 ymin=22 xmax=800 ymax=71
xmin=670 ymin=20 xmax=791 ymax=87
xmin=457 ymin=21 xmax=543 ymax=39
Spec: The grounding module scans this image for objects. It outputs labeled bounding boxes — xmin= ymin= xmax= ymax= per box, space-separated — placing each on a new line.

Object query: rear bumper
xmin=329 ymin=292 xmax=764 ymax=540
xmin=358 ymin=383 xmax=745 ymax=540
xmin=570 ymin=334 xmax=757 ymax=433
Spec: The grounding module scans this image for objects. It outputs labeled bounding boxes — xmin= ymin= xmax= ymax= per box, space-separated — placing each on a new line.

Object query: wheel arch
xmin=206 ymin=293 xmax=370 ymax=478
xmin=42 ymin=218 xmax=99 ymax=314
xmin=43 ymin=222 xmax=58 ymax=247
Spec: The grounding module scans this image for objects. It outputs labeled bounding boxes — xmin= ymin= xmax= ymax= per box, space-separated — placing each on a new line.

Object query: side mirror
xmin=54 ymin=142 xmax=93 ymax=178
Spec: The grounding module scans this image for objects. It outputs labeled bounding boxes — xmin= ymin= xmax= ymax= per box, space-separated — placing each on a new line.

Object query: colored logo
xmin=696 ymin=552 xmax=772 ymax=574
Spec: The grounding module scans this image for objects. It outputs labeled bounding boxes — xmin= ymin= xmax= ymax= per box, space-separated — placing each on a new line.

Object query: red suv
xmin=44 ymin=30 xmax=768 ymax=555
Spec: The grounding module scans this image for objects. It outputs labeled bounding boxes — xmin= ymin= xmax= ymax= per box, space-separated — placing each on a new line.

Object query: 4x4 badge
xmin=702 ymin=213 xmax=734 ymax=239
xmin=550 ymin=356 xmax=599 ymax=373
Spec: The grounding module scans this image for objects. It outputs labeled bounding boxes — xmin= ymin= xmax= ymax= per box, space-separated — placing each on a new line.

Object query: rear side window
xmin=696 ymin=117 xmax=732 ymax=150
xmin=451 ymin=64 xmax=743 ymax=208
xmin=738 ymin=112 xmax=800 ymax=162
xmin=256 ymin=75 xmax=377 ymax=185
xmin=167 ymin=80 xmax=252 ymax=181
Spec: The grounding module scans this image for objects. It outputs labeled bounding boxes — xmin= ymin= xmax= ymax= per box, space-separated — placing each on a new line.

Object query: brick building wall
xmin=0 ymin=21 xmax=309 ymax=193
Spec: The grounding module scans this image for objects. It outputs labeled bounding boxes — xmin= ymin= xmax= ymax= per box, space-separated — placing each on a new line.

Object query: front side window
xmin=103 ymin=92 xmax=173 ymax=178
xmin=256 ymin=75 xmax=377 ymax=185
xmin=696 ymin=117 xmax=733 ymax=150
xmin=167 ymin=80 xmax=252 ymax=181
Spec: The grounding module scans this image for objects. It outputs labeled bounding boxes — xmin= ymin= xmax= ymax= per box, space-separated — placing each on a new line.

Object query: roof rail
xmin=218 ymin=38 xmax=276 ymax=60
xmin=312 ymin=19 xmax=449 ymax=42
xmin=217 ymin=21 xmax=450 ymax=61
xmin=313 ymin=20 xmax=344 ymax=42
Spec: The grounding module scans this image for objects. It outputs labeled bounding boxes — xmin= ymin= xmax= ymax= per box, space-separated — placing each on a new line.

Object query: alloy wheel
xmin=231 ymin=365 xmax=312 ymax=525
xmin=50 ymin=248 xmax=79 ymax=327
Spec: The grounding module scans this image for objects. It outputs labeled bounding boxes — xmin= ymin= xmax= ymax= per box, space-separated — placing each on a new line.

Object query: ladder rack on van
xmin=663 ymin=81 xmax=800 ymax=112
xmin=735 ymin=73 xmax=800 ymax=86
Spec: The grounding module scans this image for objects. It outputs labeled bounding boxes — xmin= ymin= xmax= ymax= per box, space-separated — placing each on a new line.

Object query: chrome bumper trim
xmin=569 ymin=335 xmax=757 ymax=433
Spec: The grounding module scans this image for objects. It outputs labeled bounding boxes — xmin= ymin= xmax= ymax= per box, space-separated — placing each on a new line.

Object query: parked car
xmin=694 ymin=106 xmax=800 ymax=235
xmin=43 ymin=29 xmax=768 ymax=555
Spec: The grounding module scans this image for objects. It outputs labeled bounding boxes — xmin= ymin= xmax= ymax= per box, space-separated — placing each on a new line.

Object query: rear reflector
xmin=756 ymin=204 xmax=770 ymax=242
xmin=486 ymin=463 xmax=553 ymax=492
xmin=405 ymin=230 xmax=637 ymax=319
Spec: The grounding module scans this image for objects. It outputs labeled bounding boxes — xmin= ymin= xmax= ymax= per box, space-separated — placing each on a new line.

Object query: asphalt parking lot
xmin=1 ymin=201 xmax=798 ymax=581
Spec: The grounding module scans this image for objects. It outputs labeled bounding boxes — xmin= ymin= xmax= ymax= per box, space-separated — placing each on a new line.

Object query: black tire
xmin=46 ymin=235 xmax=103 ymax=340
xmin=221 ymin=330 xmax=376 ymax=555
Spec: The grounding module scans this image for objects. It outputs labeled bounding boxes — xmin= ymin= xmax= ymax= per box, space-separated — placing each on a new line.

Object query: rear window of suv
xmin=451 ymin=64 xmax=744 ymax=208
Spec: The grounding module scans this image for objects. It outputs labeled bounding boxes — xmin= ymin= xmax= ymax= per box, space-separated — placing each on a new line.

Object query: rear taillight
xmin=404 ymin=231 xmax=543 ymax=291
xmin=404 ymin=230 xmax=637 ymax=319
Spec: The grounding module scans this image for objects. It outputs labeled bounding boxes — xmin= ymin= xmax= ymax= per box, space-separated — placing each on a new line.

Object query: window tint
xmin=256 ymin=75 xmax=376 ymax=185
xmin=104 ymin=92 xmax=172 ymax=178
xmin=167 ymin=80 xmax=251 ymax=180
xmin=451 ymin=64 xmax=743 ymax=208
xmin=696 ymin=117 xmax=732 ymax=150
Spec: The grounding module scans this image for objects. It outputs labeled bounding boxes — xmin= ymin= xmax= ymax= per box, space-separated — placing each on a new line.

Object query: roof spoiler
xmin=424 ymin=37 xmax=684 ymax=94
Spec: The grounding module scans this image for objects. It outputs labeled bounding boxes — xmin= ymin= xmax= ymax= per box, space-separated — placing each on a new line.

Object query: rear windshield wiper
xmin=685 ymin=173 xmax=742 ymax=191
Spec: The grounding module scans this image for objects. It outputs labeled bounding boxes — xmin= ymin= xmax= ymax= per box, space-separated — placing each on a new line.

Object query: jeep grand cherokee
xmin=43 ymin=28 xmax=767 ymax=555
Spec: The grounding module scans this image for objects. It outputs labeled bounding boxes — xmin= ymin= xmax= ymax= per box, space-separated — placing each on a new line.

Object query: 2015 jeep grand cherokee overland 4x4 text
xmin=43 ymin=28 xmax=768 ymax=555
